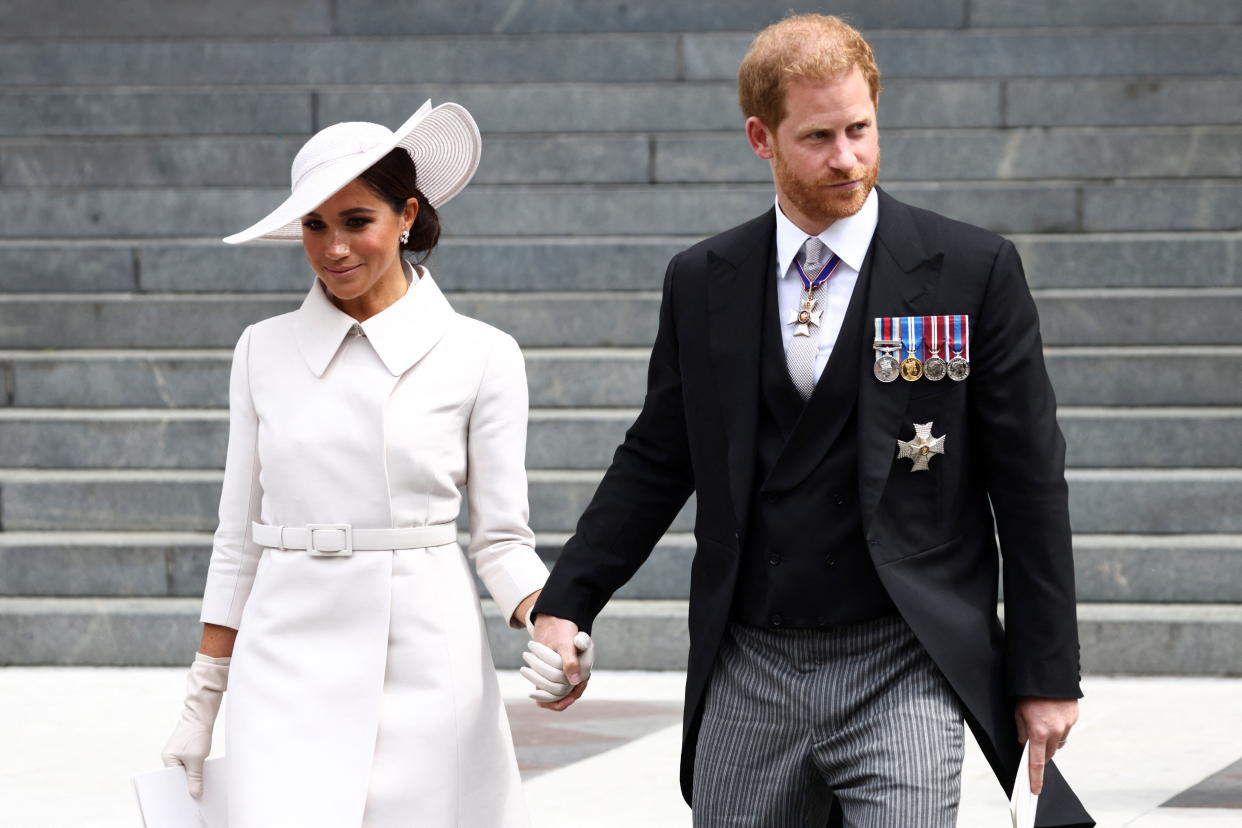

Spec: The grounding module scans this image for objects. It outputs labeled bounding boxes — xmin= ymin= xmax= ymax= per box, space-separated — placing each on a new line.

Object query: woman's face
xmin=301 ymin=179 xmax=417 ymax=308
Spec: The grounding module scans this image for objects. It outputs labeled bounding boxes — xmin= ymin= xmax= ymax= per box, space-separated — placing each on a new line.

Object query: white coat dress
xmin=199 ymin=265 xmax=548 ymax=827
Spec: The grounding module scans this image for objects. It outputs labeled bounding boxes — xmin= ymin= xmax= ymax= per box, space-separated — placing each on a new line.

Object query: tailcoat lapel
xmin=857 ymin=189 xmax=945 ymax=531
xmin=707 ymin=209 xmax=776 ymax=541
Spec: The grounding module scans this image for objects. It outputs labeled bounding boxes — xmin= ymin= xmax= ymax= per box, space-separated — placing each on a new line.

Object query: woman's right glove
xmin=160 ymin=652 xmax=230 ymax=797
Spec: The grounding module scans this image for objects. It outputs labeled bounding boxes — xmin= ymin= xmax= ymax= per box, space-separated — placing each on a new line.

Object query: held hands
xmin=1015 ymin=697 xmax=1078 ymax=795
xmin=520 ymin=612 xmax=594 ymax=710
xmin=161 ymin=653 xmax=230 ymax=798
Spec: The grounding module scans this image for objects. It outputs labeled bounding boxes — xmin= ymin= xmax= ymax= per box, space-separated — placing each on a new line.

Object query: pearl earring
xmin=400 ymin=229 xmax=410 ymax=244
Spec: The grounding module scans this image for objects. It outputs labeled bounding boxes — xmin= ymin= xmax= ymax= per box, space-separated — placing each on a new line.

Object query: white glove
xmin=521 ymin=610 xmax=595 ymax=702
xmin=161 ymin=653 xmax=230 ymax=798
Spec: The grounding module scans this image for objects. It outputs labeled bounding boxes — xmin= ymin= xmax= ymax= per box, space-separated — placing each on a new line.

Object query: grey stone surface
xmin=10 ymin=181 xmax=1208 ymax=237
xmin=21 ymin=232 xmax=1233 ymax=295
xmin=972 ymin=0 xmax=1242 ymax=27
xmin=0 ymin=416 xmax=227 ymax=469
xmin=0 ymin=474 xmax=225 ymax=532
xmin=318 ymin=80 xmax=1003 ymax=133
xmin=1034 ymin=289 xmax=1242 ymax=346
xmin=0 ymin=135 xmax=650 ymax=187
xmin=1068 ymin=471 xmax=1242 ymax=534
xmin=529 ymin=412 xmax=634 ymax=469
xmin=4 ymin=597 xmax=1240 ymax=672
xmin=1047 ymin=349 xmax=1242 ymax=406
xmin=1004 ymin=78 xmax=1242 ymax=127
xmin=0 ymin=597 xmax=202 ymax=665
xmin=336 ymin=0 xmax=966 ymax=34
xmin=0 ymin=295 xmax=294 ymax=348
xmin=0 ymin=91 xmax=312 ymax=137
xmin=0 ymin=0 xmax=332 ymax=36
xmin=0 ymin=247 xmax=135 ymax=293
xmin=0 ymin=541 xmax=206 ymax=597
xmin=655 ymin=127 xmax=1242 ymax=183
xmin=1082 ymin=182 xmax=1242 ymax=232
xmin=1073 ymin=537 xmax=1242 ymax=602
xmin=1060 ymin=409 xmax=1242 ymax=468
xmin=0 ymin=471 xmax=696 ymax=534
xmin=1014 ymin=234 xmax=1241 ymax=289
xmin=0 ymin=37 xmax=680 ymax=86
xmin=138 ymin=240 xmax=678 ymax=292
xmin=5 ymin=469 xmax=1238 ymax=535
xmin=1077 ymin=603 xmax=1242 ymax=676
xmin=9 ymin=354 xmax=232 ymax=409
xmin=684 ymin=29 xmax=1242 ymax=81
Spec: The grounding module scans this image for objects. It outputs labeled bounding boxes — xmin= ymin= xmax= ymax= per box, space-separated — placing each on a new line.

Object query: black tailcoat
xmin=535 ymin=188 xmax=1092 ymax=827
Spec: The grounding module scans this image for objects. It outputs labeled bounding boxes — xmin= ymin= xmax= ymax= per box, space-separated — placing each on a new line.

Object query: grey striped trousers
xmin=692 ymin=615 xmax=964 ymax=827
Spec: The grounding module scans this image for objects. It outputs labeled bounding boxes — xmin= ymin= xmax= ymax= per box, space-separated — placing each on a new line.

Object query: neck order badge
xmin=787 ymin=247 xmax=843 ymax=337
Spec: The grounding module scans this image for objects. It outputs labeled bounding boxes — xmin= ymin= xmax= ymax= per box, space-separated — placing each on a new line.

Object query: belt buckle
xmin=305 ymin=523 xmax=353 ymax=557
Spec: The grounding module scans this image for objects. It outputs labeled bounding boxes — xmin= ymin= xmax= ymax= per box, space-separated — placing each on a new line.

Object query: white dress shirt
xmin=774 ymin=188 xmax=879 ymax=382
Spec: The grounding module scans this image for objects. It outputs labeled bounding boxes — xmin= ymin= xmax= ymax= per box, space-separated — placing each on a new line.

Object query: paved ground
xmin=1 ymin=667 xmax=1239 ymax=826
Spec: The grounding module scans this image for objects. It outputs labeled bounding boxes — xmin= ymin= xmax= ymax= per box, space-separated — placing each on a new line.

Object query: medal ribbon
xmin=952 ymin=314 xmax=970 ymax=359
xmin=901 ymin=316 xmax=924 ymax=360
xmin=924 ymin=315 xmax=939 ymax=355
xmin=794 ymin=252 xmax=842 ymax=293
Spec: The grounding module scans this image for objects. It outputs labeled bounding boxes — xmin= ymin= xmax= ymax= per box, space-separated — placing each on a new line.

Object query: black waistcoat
xmin=730 ymin=245 xmax=896 ymax=628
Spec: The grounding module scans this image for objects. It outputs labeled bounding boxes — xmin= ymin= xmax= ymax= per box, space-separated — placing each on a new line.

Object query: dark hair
xmin=357 ymin=148 xmax=441 ymax=264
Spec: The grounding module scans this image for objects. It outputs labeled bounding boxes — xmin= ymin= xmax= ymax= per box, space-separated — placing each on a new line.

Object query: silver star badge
xmin=897 ymin=421 xmax=945 ymax=472
xmin=787 ymin=299 xmax=822 ymax=337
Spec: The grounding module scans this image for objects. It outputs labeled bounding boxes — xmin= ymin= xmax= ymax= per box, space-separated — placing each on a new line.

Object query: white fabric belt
xmin=251 ymin=522 xmax=457 ymax=557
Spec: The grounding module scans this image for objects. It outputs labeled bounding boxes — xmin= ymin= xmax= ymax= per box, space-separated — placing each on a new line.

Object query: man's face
xmin=746 ymin=66 xmax=880 ymax=233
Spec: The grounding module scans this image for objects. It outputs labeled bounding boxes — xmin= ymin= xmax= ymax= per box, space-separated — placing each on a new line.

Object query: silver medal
xmin=947 ymin=355 xmax=970 ymax=381
xmin=924 ymin=354 xmax=947 ymax=381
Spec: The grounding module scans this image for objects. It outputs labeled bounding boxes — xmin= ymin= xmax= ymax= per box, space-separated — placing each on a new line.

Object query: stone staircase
xmin=1 ymin=0 xmax=1239 ymax=672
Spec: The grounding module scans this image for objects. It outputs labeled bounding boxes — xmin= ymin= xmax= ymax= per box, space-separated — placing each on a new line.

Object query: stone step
xmin=1 ymin=289 xmax=1238 ymax=348
xmin=3 ymin=346 xmax=1241 ymax=408
xmin=4 ymin=530 xmax=1240 ymax=604
xmin=3 ymin=29 xmax=1241 ymax=88
xmin=5 ymin=77 xmax=1238 ymax=139
xmin=4 ymin=181 xmax=1238 ymax=238
xmin=654 ymin=126 xmax=1242 ymax=184
xmin=10 ymin=126 xmax=1241 ymax=188
xmin=3 ymin=233 xmax=1239 ymax=295
xmin=1 ymin=467 xmax=1239 ymax=534
xmin=6 ymin=0 xmax=1241 ymax=38
xmin=2 ymin=596 xmax=1239 ymax=673
xmin=1 ymin=406 xmax=1237 ymax=471
xmin=0 ymin=530 xmax=692 ymax=601
xmin=683 ymin=28 xmax=1242 ymax=82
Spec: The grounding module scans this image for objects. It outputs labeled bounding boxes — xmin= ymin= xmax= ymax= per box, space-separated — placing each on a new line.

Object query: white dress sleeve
xmin=465 ymin=332 xmax=548 ymax=624
xmin=200 ymin=326 xmax=264 ymax=629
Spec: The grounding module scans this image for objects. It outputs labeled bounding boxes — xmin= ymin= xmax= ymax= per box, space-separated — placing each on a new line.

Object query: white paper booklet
xmin=1010 ymin=741 xmax=1039 ymax=828
xmin=132 ymin=758 xmax=228 ymax=828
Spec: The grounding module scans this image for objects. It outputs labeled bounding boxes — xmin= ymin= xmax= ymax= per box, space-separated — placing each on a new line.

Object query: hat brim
xmin=223 ymin=101 xmax=481 ymax=245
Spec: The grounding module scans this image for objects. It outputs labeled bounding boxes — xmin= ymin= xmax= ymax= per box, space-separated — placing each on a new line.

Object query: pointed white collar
xmin=774 ymin=187 xmax=878 ymax=280
xmin=294 ymin=263 xmax=455 ymax=377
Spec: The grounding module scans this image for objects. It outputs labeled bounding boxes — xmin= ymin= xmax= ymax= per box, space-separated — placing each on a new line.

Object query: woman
xmin=160 ymin=102 xmax=579 ymax=827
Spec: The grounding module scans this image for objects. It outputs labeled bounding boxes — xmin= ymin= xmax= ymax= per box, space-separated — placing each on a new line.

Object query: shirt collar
xmin=294 ymin=261 xmax=455 ymax=377
xmin=774 ymin=187 xmax=879 ymax=279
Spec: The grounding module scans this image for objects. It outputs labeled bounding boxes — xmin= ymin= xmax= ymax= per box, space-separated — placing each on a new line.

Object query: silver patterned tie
xmin=786 ymin=237 xmax=829 ymax=400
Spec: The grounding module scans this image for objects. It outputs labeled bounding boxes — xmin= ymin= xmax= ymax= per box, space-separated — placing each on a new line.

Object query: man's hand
xmin=527 ymin=613 xmax=592 ymax=711
xmin=1015 ymin=697 xmax=1078 ymax=794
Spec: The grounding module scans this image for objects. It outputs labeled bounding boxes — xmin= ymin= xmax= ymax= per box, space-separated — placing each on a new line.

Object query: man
xmin=531 ymin=14 xmax=1092 ymax=827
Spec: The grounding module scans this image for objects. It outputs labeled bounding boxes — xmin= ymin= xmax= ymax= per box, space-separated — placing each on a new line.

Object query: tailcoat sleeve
xmin=465 ymin=332 xmax=548 ymax=624
xmin=971 ymin=240 xmax=1081 ymax=699
xmin=534 ymin=256 xmax=697 ymax=632
xmin=200 ymin=326 xmax=265 ymax=629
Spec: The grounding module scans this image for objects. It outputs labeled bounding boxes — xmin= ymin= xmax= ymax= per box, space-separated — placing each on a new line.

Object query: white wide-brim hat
xmin=223 ymin=100 xmax=480 ymax=244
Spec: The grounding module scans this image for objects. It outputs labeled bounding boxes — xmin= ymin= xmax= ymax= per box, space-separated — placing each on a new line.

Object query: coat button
xmin=768 ymin=555 xmax=781 ymax=566
xmin=834 ymin=494 xmax=847 ymax=506
xmin=763 ymin=493 xmax=779 ymax=504
xmin=825 ymin=556 xmax=836 ymax=567
xmin=771 ymin=614 xmax=783 ymax=627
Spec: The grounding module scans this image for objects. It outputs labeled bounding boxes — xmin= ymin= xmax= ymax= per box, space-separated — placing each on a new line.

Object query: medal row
xmin=873 ymin=315 xmax=971 ymax=383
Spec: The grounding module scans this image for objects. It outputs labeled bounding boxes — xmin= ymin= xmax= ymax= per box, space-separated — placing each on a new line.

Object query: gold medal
xmin=900 ymin=355 xmax=924 ymax=382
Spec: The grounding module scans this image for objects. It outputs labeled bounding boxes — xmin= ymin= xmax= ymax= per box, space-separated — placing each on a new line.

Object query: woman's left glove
xmin=521 ymin=612 xmax=595 ymax=703
xmin=161 ymin=652 xmax=230 ymax=798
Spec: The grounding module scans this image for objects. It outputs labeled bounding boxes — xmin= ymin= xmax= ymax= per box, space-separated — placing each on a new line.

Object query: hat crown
xmin=290 ymin=121 xmax=396 ymax=191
